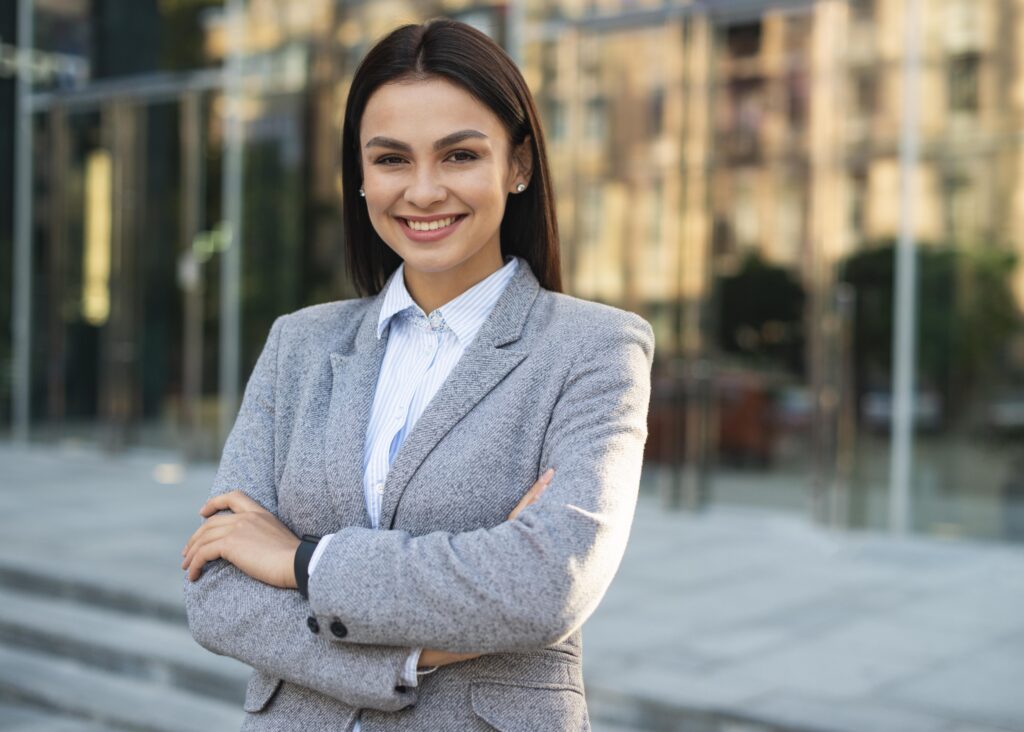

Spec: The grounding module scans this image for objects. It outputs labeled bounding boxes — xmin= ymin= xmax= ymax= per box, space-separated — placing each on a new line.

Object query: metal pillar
xmin=180 ymin=91 xmax=206 ymax=459
xmin=889 ymin=0 xmax=923 ymax=535
xmin=12 ymin=0 xmax=34 ymax=442
xmin=506 ymin=0 xmax=525 ymax=66
xmin=219 ymin=0 xmax=245 ymax=443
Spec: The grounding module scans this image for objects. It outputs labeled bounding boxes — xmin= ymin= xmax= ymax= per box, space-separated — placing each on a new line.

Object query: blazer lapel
xmin=378 ymin=260 xmax=541 ymax=529
xmin=324 ymin=294 xmax=388 ymax=529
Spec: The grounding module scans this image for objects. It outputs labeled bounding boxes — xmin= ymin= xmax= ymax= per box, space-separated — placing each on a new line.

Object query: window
xmin=648 ymin=87 xmax=664 ymax=137
xmin=585 ymin=96 xmax=607 ymax=141
xmin=726 ymin=22 xmax=762 ymax=58
xmin=948 ymin=52 xmax=980 ymax=113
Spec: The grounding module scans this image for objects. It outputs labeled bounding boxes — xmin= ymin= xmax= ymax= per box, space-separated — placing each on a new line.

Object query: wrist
xmin=293 ymin=534 xmax=320 ymax=598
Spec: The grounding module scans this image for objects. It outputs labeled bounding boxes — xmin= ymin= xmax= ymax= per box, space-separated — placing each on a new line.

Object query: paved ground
xmin=1 ymin=440 xmax=1022 ymax=732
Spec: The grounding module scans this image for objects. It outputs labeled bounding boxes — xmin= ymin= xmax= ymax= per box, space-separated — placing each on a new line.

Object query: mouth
xmin=397 ymin=214 xmax=468 ymax=242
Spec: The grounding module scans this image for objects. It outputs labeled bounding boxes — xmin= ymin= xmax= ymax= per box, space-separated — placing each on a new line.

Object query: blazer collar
xmin=375 ymin=256 xmax=520 ymax=347
xmin=324 ymin=257 xmax=541 ymax=529
xmin=357 ymin=255 xmax=536 ymax=354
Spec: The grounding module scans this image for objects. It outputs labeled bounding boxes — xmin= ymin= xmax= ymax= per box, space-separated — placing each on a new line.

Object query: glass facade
xmin=3 ymin=0 xmax=1023 ymax=542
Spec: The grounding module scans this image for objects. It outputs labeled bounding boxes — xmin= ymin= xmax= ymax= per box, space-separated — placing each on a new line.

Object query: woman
xmin=182 ymin=17 xmax=654 ymax=731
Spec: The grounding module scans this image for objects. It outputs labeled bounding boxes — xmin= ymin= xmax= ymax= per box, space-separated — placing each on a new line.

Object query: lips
xmin=397 ymin=213 xmax=468 ymax=242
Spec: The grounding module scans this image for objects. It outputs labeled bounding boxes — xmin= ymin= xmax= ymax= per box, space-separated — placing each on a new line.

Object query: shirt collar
xmin=376 ymin=255 xmax=520 ymax=346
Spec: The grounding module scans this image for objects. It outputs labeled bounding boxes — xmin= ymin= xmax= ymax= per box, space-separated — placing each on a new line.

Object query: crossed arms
xmin=182 ymin=311 xmax=654 ymax=710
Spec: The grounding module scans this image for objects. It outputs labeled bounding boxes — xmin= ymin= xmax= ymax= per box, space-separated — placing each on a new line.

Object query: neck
xmin=403 ymin=251 xmax=505 ymax=314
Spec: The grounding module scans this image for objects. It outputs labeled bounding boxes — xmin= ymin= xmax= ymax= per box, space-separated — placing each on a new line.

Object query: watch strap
xmin=294 ymin=534 xmax=320 ymax=599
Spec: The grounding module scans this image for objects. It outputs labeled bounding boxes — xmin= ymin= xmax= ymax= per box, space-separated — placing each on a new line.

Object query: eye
xmin=447 ymin=150 xmax=478 ymax=163
xmin=373 ymin=155 xmax=404 ymax=166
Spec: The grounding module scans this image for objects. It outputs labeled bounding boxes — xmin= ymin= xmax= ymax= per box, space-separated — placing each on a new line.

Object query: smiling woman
xmin=356 ymin=76 xmax=533 ymax=312
xmin=182 ymin=16 xmax=654 ymax=732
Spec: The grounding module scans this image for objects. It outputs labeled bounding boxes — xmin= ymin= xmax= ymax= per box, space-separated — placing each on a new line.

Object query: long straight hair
xmin=340 ymin=18 xmax=563 ymax=296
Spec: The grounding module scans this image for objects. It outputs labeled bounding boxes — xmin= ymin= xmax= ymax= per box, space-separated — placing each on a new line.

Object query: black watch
xmin=294 ymin=534 xmax=321 ymax=599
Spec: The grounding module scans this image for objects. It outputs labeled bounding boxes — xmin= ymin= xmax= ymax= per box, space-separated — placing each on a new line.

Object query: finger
xmin=182 ymin=525 xmax=231 ymax=570
xmin=200 ymin=490 xmax=261 ymax=517
xmin=183 ymin=514 xmax=233 ymax=556
xmin=508 ymin=469 xmax=555 ymax=521
xmin=186 ymin=539 xmax=226 ymax=582
xmin=526 ymin=467 xmax=555 ymax=501
xmin=199 ymin=490 xmax=246 ymax=516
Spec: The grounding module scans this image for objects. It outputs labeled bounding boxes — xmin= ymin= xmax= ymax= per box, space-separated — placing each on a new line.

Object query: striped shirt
xmin=308 ymin=254 xmax=520 ymax=720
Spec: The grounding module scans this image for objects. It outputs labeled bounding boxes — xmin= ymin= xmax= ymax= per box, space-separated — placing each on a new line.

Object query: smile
xmin=398 ymin=214 xmax=467 ymax=242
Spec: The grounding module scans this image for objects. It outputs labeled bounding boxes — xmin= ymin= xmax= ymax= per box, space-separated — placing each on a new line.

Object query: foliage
xmin=158 ymin=0 xmax=223 ymax=71
xmin=839 ymin=240 xmax=1021 ymax=414
xmin=715 ymin=252 xmax=806 ymax=375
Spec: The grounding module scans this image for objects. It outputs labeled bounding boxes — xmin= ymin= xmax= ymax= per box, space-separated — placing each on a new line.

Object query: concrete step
xmin=0 ymin=646 xmax=244 ymax=732
xmin=585 ymin=685 xmax=788 ymax=732
xmin=0 ymin=702 xmax=118 ymax=731
xmin=0 ymin=585 xmax=248 ymax=705
xmin=0 ymin=561 xmax=183 ymax=625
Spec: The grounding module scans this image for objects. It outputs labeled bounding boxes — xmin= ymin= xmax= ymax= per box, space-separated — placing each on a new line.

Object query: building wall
xmin=7 ymin=0 xmax=1024 ymax=540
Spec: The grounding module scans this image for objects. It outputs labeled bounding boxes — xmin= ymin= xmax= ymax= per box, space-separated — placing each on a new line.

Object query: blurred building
xmin=2 ymin=0 xmax=1023 ymax=542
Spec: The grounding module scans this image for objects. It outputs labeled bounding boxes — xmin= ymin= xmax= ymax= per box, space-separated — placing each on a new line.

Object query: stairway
xmin=0 ymin=562 xmax=247 ymax=732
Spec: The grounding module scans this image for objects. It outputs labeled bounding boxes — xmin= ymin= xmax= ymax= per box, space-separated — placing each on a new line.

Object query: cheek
xmin=459 ymin=171 xmax=508 ymax=207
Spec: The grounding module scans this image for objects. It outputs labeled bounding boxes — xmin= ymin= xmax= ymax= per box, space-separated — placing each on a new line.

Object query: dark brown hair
xmin=340 ymin=17 xmax=562 ymax=296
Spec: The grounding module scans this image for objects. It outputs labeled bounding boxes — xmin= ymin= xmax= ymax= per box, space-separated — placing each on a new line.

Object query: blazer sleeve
xmin=182 ymin=315 xmax=417 ymax=712
xmin=306 ymin=311 xmax=655 ymax=653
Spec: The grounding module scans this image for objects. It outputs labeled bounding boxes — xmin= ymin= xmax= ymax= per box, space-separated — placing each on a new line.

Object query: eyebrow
xmin=364 ymin=129 xmax=489 ymax=153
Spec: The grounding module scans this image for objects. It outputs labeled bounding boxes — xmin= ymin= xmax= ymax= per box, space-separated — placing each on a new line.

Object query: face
xmin=359 ymin=76 xmax=532 ymax=302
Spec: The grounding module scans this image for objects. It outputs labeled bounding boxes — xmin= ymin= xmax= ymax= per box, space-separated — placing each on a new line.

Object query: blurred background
xmin=1 ymin=1 xmax=1024 ymax=731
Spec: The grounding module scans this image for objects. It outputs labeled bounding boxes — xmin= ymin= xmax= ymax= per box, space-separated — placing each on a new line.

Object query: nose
xmin=403 ymin=167 xmax=447 ymax=209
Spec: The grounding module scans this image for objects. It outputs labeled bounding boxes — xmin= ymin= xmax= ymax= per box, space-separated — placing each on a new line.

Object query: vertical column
xmin=889 ymin=0 xmax=923 ymax=535
xmin=677 ymin=11 xmax=712 ymax=511
xmin=12 ymin=0 xmax=34 ymax=441
xmin=219 ymin=0 xmax=246 ymax=443
xmin=565 ymin=26 xmax=582 ymax=290
xmin=47 ymin=105 xmax=70 ymax=429
xmin=180 ymin=91 xmax=206 ymax=459
xmin=99 ymin=101 xmax=143 ymax=451
xmin=507 ymin=0 xmax=525 ymax=67
xmin=807 ymin=0 xmax=849 ymax=524
xmin=1011 ymin=1 xmax=1024 ymax=313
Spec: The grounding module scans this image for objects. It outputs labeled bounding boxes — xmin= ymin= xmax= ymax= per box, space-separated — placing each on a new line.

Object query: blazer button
xmin=394 ymin=685 xmax=409 ymax=694
xmin=329 ymin=619 xmax=348 ymax=638
xmin=306 ymin=616 xmax=319 ymax=634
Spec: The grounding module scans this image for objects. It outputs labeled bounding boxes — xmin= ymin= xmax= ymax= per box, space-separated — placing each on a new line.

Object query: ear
xmin=509 ymin=134 xmax=534 ymax=189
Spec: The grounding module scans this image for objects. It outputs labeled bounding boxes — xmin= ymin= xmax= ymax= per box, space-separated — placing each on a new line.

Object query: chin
xmin=401 ymin=252 xmax=469 ymax=274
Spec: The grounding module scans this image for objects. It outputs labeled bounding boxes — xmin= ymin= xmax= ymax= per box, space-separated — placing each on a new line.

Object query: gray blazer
xmin=183 ymin=259 xmax=655 ymax=731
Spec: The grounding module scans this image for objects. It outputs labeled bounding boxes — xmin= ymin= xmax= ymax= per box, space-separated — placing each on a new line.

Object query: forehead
xmin=360 ymin=78 xmax=505 ymax=146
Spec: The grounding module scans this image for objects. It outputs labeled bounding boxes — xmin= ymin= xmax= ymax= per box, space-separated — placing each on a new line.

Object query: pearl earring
xmin=358 ymin=187 xmax=365 ymax=197
xmin=515 ymin=183 xmax=526 ymax=193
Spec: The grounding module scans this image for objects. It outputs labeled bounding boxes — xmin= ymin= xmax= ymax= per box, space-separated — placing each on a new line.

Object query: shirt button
xmin=374 ymin=483 xmax=384 ymax=495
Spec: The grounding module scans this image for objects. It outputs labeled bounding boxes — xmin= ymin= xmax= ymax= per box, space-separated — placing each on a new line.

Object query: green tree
xmin=839 ymin=240 xmax=1020 ymax=424
xmin=158 ymin=0 xmax=224 ymax=71
xmin=715 ymin=252 xmax=806 ymax=375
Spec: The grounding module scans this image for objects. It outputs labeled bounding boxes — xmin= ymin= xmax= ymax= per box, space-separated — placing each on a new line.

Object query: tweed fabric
xmin=183 ymin=258 xmax=655 ymax=731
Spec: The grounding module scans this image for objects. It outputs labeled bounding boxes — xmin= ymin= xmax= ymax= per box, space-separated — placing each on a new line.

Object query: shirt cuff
xmin=307 ymin=533 xmax=334 ymax=576
xmin=400 ymin=647 xmax=423 ymax=687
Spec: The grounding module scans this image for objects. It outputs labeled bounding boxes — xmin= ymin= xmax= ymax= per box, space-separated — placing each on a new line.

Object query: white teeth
xmin=405 ymin=216 xmax=459 ymax=231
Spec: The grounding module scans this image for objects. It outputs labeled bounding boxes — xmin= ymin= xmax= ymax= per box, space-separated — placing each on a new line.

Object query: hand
xmin=182 ymin=490 xmax=301 ymax=588
xmin=507 ymin=466 xmax=554 ymax=521
xmin=418 ymin=467 xmax=556 ymax=670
